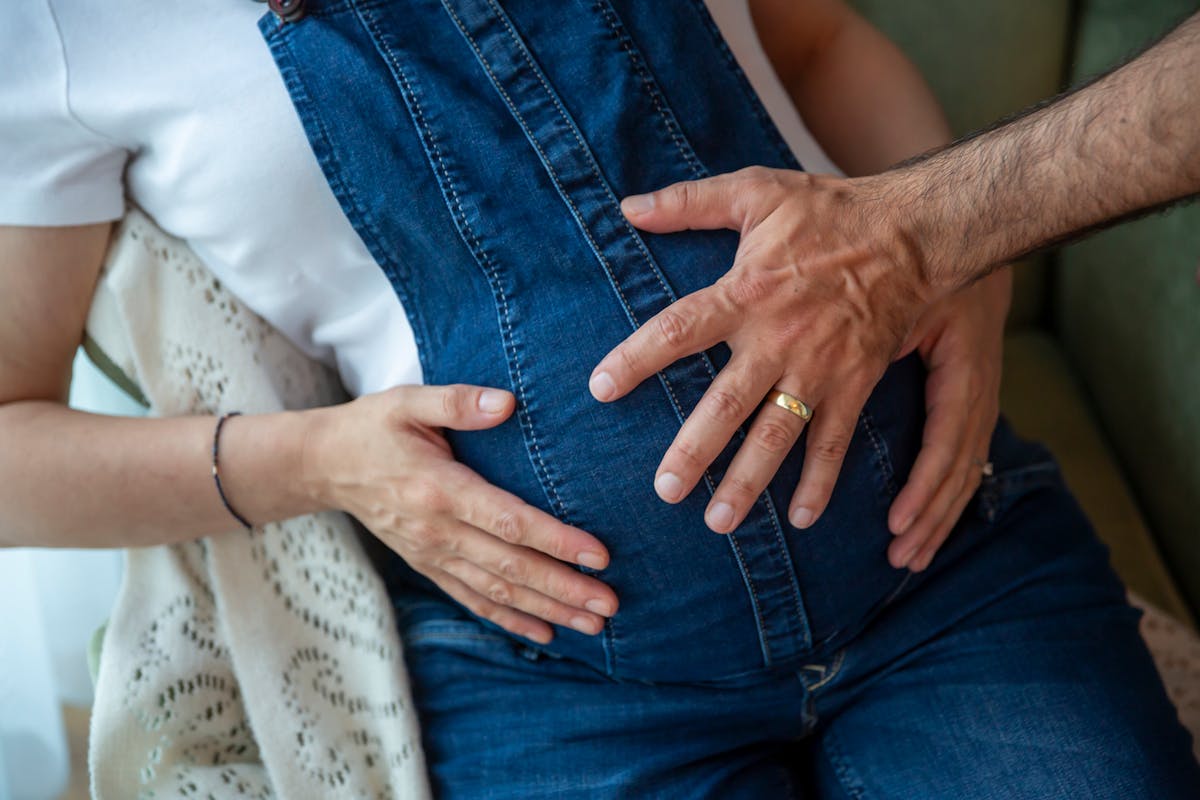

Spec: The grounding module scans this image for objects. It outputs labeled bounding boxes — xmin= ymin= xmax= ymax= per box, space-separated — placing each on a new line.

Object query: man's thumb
xmin=620 ymin=172 xmax=746 ymax=234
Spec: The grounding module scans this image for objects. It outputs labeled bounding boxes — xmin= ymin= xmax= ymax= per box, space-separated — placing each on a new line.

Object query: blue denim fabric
xmin=259 ymin=1 xmax=1200 ymax=795
xmin=388 ymin=472 xmax=1198 ymax=799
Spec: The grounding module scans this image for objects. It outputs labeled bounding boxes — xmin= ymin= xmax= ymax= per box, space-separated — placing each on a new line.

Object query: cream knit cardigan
xmin=85 ymin=208 xmax=432 ymax=799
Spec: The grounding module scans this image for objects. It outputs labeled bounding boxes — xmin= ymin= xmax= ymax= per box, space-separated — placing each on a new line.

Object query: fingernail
xmin=896 ymin=543 xmax=919 ymax=570
xmin=707 ymin=501 xmax=735 ymax=532
xmin=621 ymin=194 xmax=654 ymax=216
xmin=529 ymin=629 xmax=553 ymax=645
xmin=586 ymin=598 xmax=613 ymax=616
xmin=895 ymin=515 xmax=915 ymax=535
xmin=478 ymin=389 xmax=509 ymax=413
xmin=571 ymin=616 xmax=601 ymax=635
xmin=589 ymin=371 xmax=616 ymax=402
xmin=654 ymin=472 xmax=684 ymax=502
xmin=577 ymin=550 xmax=607 ymax=570
xmin=789 ymin=506 xmax=814 ymax=529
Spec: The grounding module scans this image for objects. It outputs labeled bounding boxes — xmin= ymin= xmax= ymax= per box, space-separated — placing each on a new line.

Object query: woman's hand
xmin=886 ymin=268 xmax=1010 ymax=571
xmin=590 ymin=167 xmax=943 ymax=534
xmin=305 ymin=383 xmax=618 ymax=645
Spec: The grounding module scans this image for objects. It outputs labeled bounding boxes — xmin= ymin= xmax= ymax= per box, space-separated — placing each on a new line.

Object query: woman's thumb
xmin=401 ymin=384 xmax=515 ymax=430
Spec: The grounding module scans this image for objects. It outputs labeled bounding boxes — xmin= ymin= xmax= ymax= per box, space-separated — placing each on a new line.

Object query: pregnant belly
xmin=426 ymin=344 xmax=929 ymax=682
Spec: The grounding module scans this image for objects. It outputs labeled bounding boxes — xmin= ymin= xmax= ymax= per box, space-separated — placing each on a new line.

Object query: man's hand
xmin=887 ymin=269 xmax=1010 ymax=571
xmin=589 ymin=166 xmax=940 ymax=534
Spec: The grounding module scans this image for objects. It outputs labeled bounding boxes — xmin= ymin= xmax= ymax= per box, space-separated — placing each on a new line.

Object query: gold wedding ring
xmin=767 ymin=390 xmax=813 ymax=421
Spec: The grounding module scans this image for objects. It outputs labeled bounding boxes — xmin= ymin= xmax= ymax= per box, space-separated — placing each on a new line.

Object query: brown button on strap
xmin=267 ymin=0 xmax=307 ymax=23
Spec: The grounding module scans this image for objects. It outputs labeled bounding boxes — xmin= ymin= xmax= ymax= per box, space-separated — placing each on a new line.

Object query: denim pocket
xmin=396 ymin=598 xmax=539 ymax=666
xmin=974 ymin=420 xmax=1063 ymax=525
xmin=394 ymin=592 xmax=554 ymax=659
xmin=395 ymin=595 xmax=617 ymax=697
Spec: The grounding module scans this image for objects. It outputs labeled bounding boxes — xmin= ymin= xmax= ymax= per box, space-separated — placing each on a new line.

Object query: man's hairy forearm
xmin=890 ymin=11 xmax=1200 ymax=290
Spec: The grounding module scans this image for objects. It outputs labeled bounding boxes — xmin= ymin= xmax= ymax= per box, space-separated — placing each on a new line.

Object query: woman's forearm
xmin=0 ymin=385 xmax=621 ymax=639
xmin=0 ymin=401 xmax=323 ymax=548
xmin=751 ymin=0 xmax=952 ymax=176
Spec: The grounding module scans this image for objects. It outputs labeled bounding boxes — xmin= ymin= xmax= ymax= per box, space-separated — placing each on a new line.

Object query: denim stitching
xmin=590 ymin=0 xmax=707 ymax=180
xmin=482 ymin=0 xmax=684 ymax=309
xmin=456 ymin=0 xmax=724 ymax=429
xmin=467 ymin=0 xmax=720 ymax=390
xmin=654 ymin=377 xmax=778 ymax=666
xmin=404 ymin=633 xmax=511 ymax=647
xmin=858 ymin=411 xmax=898 ymax=499
xmin=477 ymin=0 xmax=806 ymax=657
xmin=444 ymin=0 xmax=788 ymax=669
xmin=756 ymin=469 xmax=808 ymax=646
xmin=681 ymin=0 xmax=800 ymax=169
xmin=638 ymin=0 xmax=806 ymax=642
xmin=822 ymin=726 xmax=869 ymax=800
xmin=443 ymin=0 xmax=674 ymax=674
xmin=725 ymin=531 xmax=773 ymax=665
xmin=465 ymin=0 xmax=674 ymax=308
xmin=363 ymin=6 xmax=569 ymax=522
xmin=263 ymin=26 xmax=434 ymax=372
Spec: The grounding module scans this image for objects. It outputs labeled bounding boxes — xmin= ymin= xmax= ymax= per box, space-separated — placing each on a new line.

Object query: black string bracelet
xmin=212 ymin=412 xmax=254 ymax=530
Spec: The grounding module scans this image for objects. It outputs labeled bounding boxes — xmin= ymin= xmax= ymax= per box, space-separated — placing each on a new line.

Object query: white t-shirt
xmin=0 ymin=0 xmax=837 ymax=397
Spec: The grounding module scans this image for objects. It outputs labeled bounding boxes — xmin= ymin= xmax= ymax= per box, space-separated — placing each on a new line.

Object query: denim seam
xmin=822 ymin=724 xmax=869 ymax=800
xmin=596 ymin=0 xmax=807 ymax=654
xmin=469 ymin=0 xmax=809 ymax=665
xmin=477 ymin=0 xmax=705 ymax=345
xmin=468 ymin=0 xmax=714 ymax=374
xmin=466 ymin=0 xmax=674 ymax=310
xmin=681 ymin=0 xmax=800 ymax=169
xmin=652 ymin=352 xmax=805 ymax=666
xmin=261 ymin=23 xmax=435 ymax=373
xmin=590 ymin=0 xmax=708 ymax=180
xmin=725 ymin=533 xmax=773 ymax=664
xmin=858 ymin=411 xmax=898 ymax=499
xmin=757 ymin=478 xmax=809 ymax=654
xmin=362 ymin=6 xmax=571 ymax=530
xmin=442 ymin=0 xmax=787 ymax=672
xmin=481 ymin=0 xmax=683 ymax=309
xmin=450 ymin=0 xmax=726 ymax=437
xmin=404 ymin=633 xmax=511 ymax=646
xmin=652 ymin=352 xmax=785 ymax=668
xmin=443 ymin=0 xmax=639 ymax=674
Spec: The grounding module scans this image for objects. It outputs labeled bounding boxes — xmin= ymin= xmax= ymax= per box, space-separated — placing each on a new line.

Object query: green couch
xmin=851 ymin=0 xmax=1200 ymax=623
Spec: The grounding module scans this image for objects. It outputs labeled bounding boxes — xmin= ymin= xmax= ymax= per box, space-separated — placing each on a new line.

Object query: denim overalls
xmin=259 ymin=2 xmax=1200 ymax=796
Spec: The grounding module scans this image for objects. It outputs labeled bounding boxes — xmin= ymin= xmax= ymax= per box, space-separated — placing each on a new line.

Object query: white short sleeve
xmin=0 ymin=2 xmax=128 ymax=226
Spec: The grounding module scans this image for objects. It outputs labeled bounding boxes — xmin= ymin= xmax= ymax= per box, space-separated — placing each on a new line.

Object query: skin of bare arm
xmin=748 ymin=0 xmax=951 ymax=176
xmin=0 ymin=223 xmax=617 ymax=643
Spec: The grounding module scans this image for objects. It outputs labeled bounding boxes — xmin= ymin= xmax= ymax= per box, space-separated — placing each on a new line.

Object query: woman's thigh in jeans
xmin=805 ymin=483 xmax=1200 ymax=800
xmin=395 ymin=596 xmax=813 ymax=799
